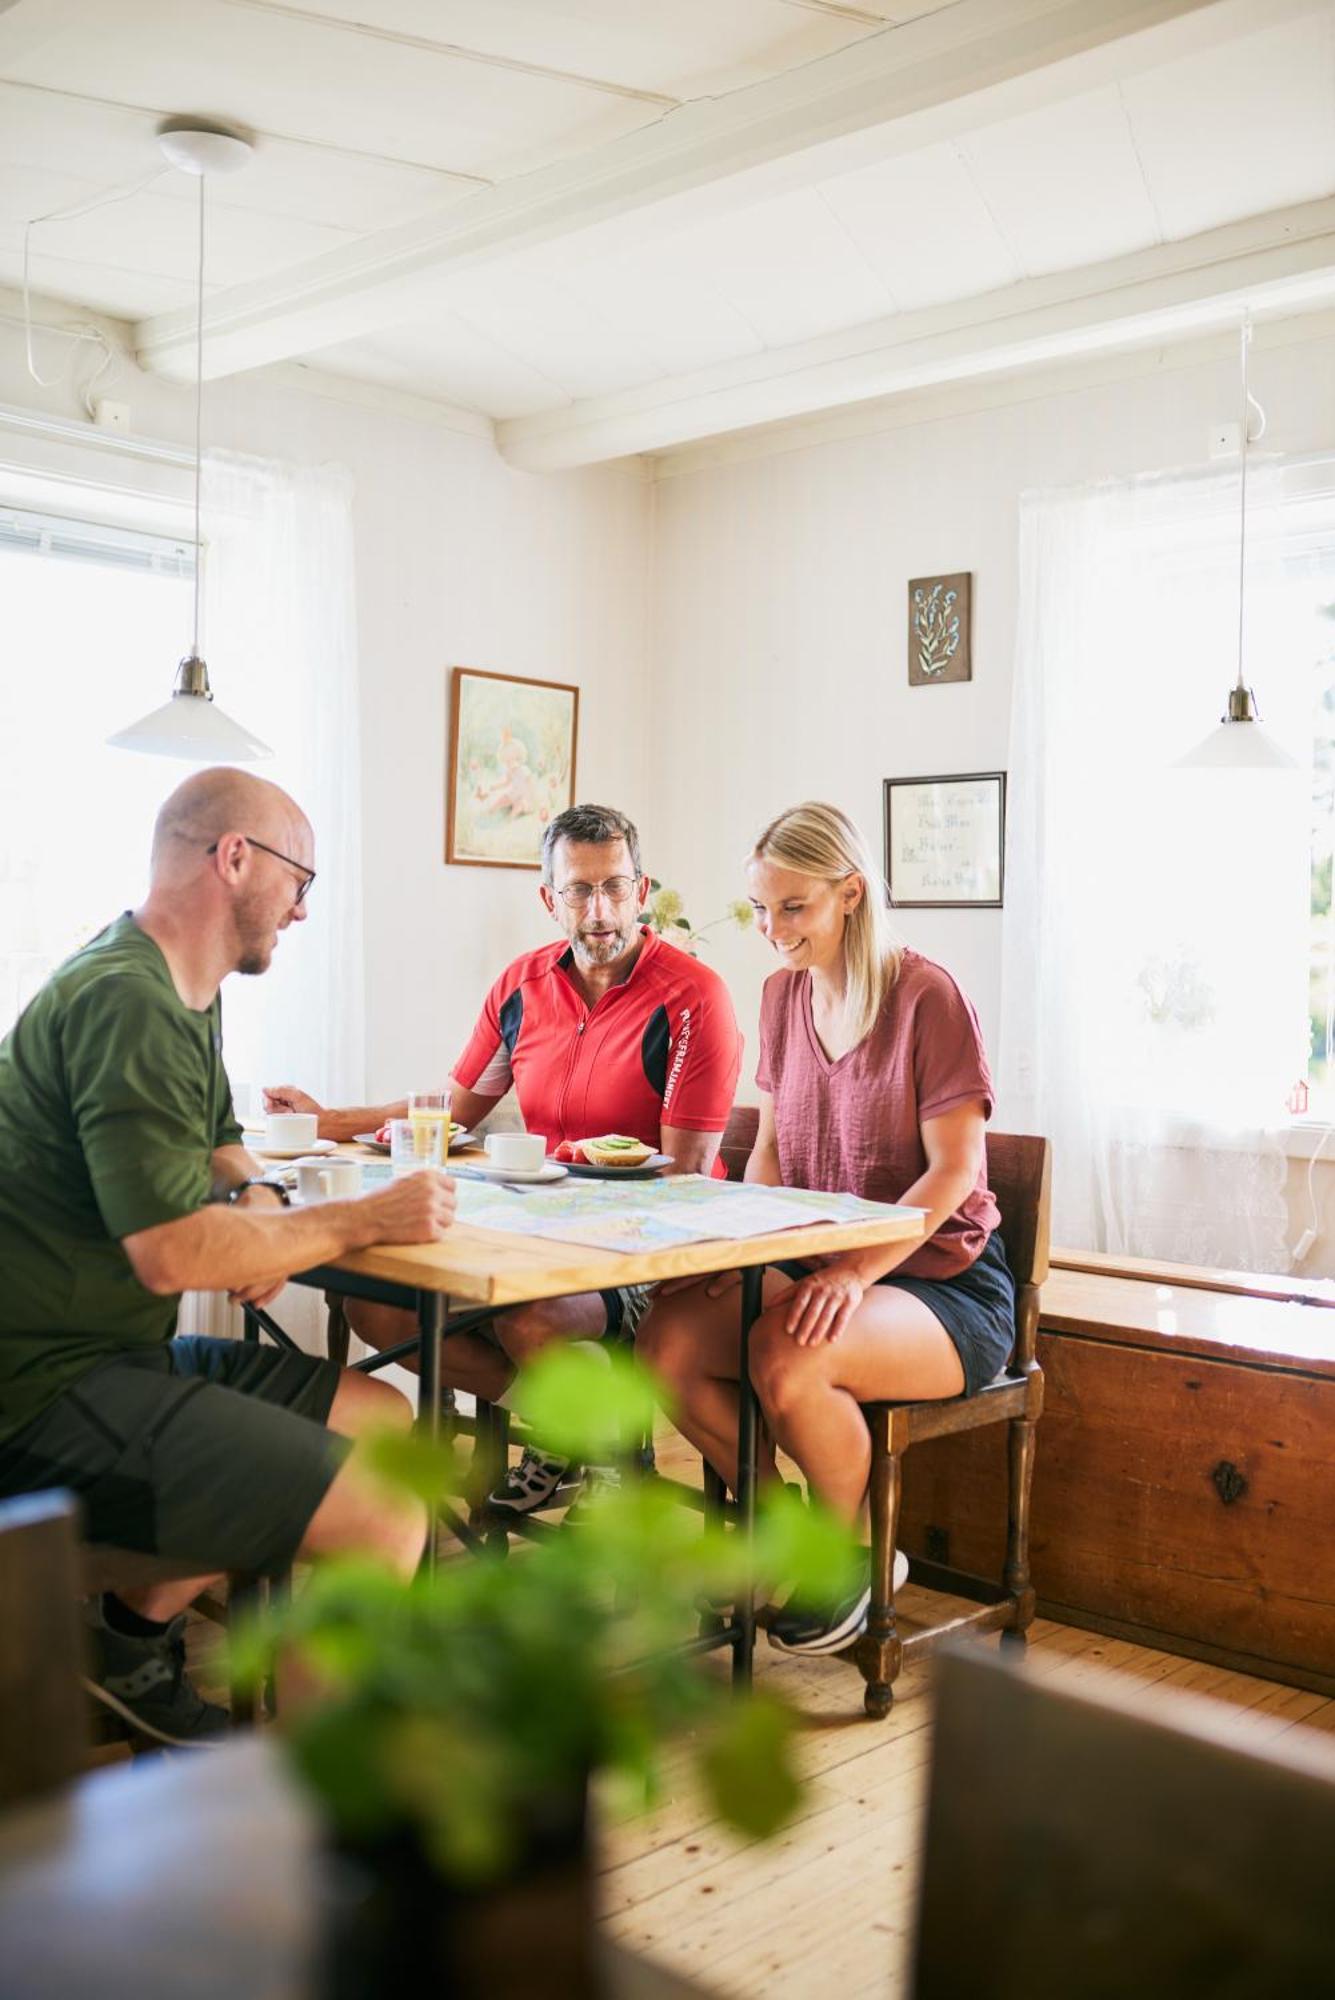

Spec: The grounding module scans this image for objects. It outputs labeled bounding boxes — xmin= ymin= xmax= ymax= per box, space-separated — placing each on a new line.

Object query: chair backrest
xmin=0 ymin=1490 xmax=87 ymax=1807
xmin=912 ymin=1644 xmax=1335 ymax=1998
xmin=985 ymin=1131 xmax=1051 ymax=1292
xmin=719 ymin=1103 xmax=759 ymax=1181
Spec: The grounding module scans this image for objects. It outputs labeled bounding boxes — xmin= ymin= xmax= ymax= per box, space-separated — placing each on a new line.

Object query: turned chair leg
xmin=1000 ymin=1408 xmax=1038 ymax=1650
xmin=855 ymin=1414 xmax=903 ymax=1719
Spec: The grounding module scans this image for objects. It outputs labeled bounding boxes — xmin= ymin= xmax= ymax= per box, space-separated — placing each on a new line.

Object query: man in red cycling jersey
xmin=266 ymin=802 xmax=741 ymax=1512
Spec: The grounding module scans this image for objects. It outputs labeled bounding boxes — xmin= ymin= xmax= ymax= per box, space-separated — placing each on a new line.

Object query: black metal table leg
xmin=417 ymin=1289 xmax=446 ymax=1573
xmin=732 ymin=1265 xmax=765 ymax=1690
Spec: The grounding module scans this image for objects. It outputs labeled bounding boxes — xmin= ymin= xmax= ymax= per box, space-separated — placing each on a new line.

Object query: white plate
xmin=243 ymin=1132 xmax=339 ymax=1161
xmin=353 ymin=1129 xmax=473 ymax=1156
xmin=457 ymin=1159 xmax=568 ymax=1185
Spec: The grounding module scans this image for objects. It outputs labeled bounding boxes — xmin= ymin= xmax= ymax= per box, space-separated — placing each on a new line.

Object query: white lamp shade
xmin=107 ymin=691 xmax=272 ymax=762
xmin=1176 ymin=718 xmax=1299 ymax=770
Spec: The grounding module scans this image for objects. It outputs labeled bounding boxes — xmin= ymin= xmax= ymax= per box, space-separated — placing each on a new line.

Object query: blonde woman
xmin=639 ymin=801 xmax=1014 ymax=1655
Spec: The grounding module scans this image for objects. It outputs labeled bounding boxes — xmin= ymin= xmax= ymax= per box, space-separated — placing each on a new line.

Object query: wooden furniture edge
xmin=1034 ymin=1599 xmax=1335 ymax=1701
xmin=1052 ymin=1246 xmax=1335 ymax=1310
xmin=1040 ymin=1274 xmax=1335 ymax=1382
xmin=323 ymin=1211 xmax=926 ymax=1305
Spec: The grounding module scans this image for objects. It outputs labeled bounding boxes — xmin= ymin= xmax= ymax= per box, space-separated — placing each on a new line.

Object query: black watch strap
xmin=227 ymin=1176 xmax=290 ymax=1207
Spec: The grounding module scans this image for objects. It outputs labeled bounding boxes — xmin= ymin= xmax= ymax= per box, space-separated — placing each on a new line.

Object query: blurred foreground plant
xmin=232 ymin=1345 xmax=858 ymax=1885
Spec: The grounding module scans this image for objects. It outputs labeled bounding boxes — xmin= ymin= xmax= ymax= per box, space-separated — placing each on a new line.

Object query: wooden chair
xmin=0 ymin=1492 xmax=88 ymax=1806
xmin=715 ymin=1106 xmax=1051 ymax=1718
xmin=912 ymin=1643 xmax=1335 ymax=1996
xmin=854 ymin=1130 xmax=1049 ymax=1715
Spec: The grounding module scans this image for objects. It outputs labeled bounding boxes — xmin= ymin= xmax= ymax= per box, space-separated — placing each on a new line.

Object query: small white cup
xmin=267 ymin=1111 xmax=318 ymax=1151
xmin=295 ymin=1156 xmax=362 ymax=1204
xmin=484 ymin=1131 xmax=546 ymax=1172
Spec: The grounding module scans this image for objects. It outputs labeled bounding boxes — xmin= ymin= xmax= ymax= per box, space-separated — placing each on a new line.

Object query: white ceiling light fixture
xmin=109 ymin=119 xmax=271 ymax=763
xmin=1177 ymin=315 xmax=1297 ymax=772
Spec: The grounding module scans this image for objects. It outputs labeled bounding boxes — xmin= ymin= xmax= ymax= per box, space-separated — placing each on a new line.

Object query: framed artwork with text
xmin=446 ymin=667 xmax=579 ymax=870
xmin=884 ymin=771 xmax=1005 ymax=908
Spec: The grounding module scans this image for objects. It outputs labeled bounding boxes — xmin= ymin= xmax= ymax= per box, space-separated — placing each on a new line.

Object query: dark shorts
xmin=779 ymin=1230 xmax=1016 ymax=1398
xmin=878 ymin=1231 xmax=1017 ymax=1396
xmin=0 ymin=1337 xmax=349 ymax=1576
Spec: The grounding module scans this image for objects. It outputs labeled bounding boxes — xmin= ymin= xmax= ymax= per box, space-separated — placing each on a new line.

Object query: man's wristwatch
xmin=227 ymin=1176 xmax=291 ymax=1207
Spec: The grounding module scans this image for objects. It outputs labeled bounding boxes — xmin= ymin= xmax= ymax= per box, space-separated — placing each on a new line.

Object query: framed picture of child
xmin=446 ymin=667 xmax=580 ymax=869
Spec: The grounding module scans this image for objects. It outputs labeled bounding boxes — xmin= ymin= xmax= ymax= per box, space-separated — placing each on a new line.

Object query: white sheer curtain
xmin=183 ymin=449 xmax=364 ymax=1342
xmin=999 ymin=460 xmax=1334 ymax=1269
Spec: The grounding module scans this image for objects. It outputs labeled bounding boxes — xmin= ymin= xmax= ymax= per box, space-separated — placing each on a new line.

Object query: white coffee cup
xmin=267 ymin=1112 xmax=318 ymax=1151
xmin=484 ymin=1131 xmax=546 ymax=1172
xmin=295 ymin=1156 xmax=362 ymax=1204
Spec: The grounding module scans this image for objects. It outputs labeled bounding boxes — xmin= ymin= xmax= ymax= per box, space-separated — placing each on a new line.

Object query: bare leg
xmin=749 ymin=1290 xmax=964 ymax=1522
xmin=637 ymin=1274 xmax=790 ymax=1491
xmin=345 ymin=1297 xmax=512 ymax=1401
xmin=116 ymin=1369 xmax=416 ymax=1622
xmin=493 ymin=1292 xmax=609 ymax=1366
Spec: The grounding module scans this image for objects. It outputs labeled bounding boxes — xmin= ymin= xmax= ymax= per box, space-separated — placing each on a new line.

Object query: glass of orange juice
xmin=408 ymin=1090 xmax=449 ymax=1167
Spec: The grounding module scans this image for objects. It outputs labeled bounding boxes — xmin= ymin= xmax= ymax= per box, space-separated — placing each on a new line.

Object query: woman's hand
xmin=780 ymin=1258 xmax=866 ymax=1346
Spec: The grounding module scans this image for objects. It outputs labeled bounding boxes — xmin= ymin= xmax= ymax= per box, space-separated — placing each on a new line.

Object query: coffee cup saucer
xmin=461 ymin=1158 xmax=568 ymax=1185
xmin=244 ymin=1131 xmax=338 ymax=1161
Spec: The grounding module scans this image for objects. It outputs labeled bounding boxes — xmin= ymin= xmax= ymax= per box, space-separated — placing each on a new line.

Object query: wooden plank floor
xmin=595 ymin=1609 xmax=1335 ymax=2000
xmin=171 ymin=1427 xmax=1335 ymax=2000
xmin=590 ymin=1435 xmax=1335 ymax=2000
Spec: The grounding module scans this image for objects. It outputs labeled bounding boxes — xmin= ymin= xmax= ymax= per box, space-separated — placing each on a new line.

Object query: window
xmin=0 ymin=509 xmax=195 ymax=1034
xmin=1002 ymin=460 xmax=1335 ymax=1267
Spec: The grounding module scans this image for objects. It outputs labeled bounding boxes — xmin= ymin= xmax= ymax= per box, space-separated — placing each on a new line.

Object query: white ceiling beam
xmin=133 ymin=0 xmax=1255 ymax=382
xmin=493 ymin=197 xmax=1335 ymax=469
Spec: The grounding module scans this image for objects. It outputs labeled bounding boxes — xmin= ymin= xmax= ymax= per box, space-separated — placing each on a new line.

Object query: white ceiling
xmin=3 ymin=0 xmax=1335 ymax=461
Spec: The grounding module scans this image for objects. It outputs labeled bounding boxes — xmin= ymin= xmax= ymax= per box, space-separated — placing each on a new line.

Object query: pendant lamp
xmin=109 ymin=119 xmax=271 ymax=762
xmin=1177 ymin=316 xmax=1297 ymax=771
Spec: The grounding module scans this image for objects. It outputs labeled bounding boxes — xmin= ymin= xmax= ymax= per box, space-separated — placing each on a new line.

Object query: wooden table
xmin=0 ymin=1736 xmax=704 ymax=2000
xmin=275 ymin=1147 xmax=925 ymax=1684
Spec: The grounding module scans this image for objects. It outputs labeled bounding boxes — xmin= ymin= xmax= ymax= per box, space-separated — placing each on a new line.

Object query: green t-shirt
xmin=0 ymin=913 xmax=243 ymax=1442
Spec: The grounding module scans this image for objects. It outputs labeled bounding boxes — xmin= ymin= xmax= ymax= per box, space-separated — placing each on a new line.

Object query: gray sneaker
xmin=487 ymin=1446 xmax=576 ymax=1514
xmin=84 ymin=1598 xmax=229 ymax=1748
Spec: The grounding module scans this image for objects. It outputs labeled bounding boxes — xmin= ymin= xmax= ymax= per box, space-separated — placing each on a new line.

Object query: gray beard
xmin=571 ymin=924 xmax=636 ymax=968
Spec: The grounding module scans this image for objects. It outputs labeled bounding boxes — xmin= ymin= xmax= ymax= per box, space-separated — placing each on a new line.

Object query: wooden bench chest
xmin=897 ymin=1255 xmax=1335 ymax=1694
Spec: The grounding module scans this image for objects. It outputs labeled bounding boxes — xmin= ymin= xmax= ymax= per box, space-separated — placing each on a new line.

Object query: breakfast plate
xmin=562 ymin=1152 xmax=673 ymax=1181
xmin=354 ymin=1128 xmax=473 ymax=1156
xmin=243 ymin=1133 xmax=339 ymax=1161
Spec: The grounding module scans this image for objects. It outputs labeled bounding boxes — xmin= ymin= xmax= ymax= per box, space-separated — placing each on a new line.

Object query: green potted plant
xmin=234 ymin=1346 xmax=857 ymax=1999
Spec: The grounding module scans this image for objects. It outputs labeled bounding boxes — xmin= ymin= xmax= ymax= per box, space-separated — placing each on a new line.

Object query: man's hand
xmin=263 ymin=1084 xmax=324 ymax=1118
xmin=228 ymin=1276 xmax=288 ymax=1309
xmin=656 ymin=1268 xmax=742 ymax=1300
xmin=355 ymin=1169 xmax=457 ymax=1247
xmin=780 ymin=1258 xmax=866 ymax=1347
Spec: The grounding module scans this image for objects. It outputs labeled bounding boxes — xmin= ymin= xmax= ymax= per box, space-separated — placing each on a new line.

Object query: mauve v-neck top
xmin=755 ymin=949 xmax=1000 ymax=1279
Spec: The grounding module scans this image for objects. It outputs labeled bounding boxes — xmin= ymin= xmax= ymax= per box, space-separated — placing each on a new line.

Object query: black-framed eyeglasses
xmin=554 ymin=876 xmax=638 ymax=909
xmin=209 ymin=835 xmax=316 ymax=905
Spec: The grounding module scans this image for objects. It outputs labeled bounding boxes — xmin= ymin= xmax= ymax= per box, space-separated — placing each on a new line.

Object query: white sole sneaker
xmin=767 ymin=1549 xmax=910 ymax=1657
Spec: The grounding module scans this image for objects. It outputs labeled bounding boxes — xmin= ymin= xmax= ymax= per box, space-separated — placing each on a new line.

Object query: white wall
xmin=644 ymin=318 xmax=1335 ymax=1102
xmin=0 ymin=323 xmax=653 ymax=1099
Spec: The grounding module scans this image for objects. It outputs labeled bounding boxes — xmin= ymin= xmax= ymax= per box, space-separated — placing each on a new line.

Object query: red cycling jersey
xmin=451 ymin=929 xmax=741 ymax=1175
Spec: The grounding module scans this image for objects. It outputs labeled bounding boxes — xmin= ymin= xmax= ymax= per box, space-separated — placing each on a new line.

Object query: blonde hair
xmin=750 ymin=801 xmax=902 ymax=1048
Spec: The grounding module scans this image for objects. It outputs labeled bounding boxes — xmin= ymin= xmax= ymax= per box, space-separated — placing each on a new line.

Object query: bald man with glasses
xmin=0 ymin=768 xmax=456 ymax=1746
xmin=266 ymin=801 xmax=742 ymax=1514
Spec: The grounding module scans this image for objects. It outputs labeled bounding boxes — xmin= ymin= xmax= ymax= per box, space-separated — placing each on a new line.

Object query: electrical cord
xmin=1292 ymin=1118 xmax=1334 ymax=1265
xmin=20 ymin=167 xmax=168 ymax=416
